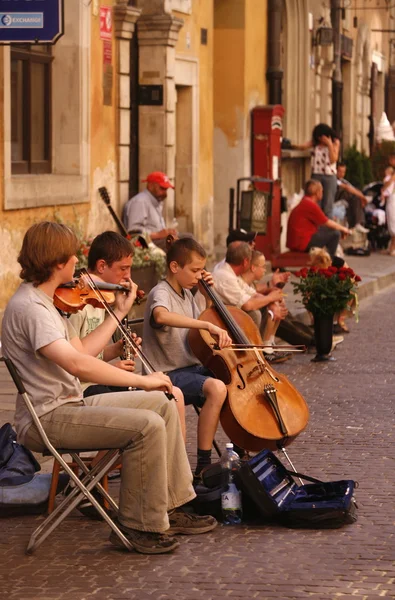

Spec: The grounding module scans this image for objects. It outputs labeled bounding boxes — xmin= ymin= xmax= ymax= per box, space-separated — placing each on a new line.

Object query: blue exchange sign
xmin=0 ymin=0 xmax=63 ymax=44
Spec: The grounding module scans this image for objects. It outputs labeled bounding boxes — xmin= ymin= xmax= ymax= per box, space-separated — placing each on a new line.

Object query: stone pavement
xmin=0 ymin=253 xmax=395 ymax=599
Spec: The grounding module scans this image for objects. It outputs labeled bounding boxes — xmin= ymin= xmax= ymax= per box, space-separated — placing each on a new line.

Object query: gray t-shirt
xmin=1 ymin=282 xmax=83 ymax=443
xmin=122 ymin=189 xmax=166 ymax=234
xmin=142 ymin=280 xmax=201 ymax=373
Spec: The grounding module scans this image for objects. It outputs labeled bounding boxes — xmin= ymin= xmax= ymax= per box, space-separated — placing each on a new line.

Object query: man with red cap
xmin=123 ymin=172 xmax=177 ymax=246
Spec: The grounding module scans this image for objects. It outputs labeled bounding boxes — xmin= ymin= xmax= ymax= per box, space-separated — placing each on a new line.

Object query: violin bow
xmin=80 ymin=270 xmax=177 ymax=402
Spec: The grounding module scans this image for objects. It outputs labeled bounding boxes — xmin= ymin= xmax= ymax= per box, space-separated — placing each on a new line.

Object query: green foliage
xmin=361 ymin=151 xmax=373 ymax=185
xmin=130 ymin=235 xmax=166 ymax=279
xmin=292 ymin=266 xmax=361 ymax=318
xmin=371 ymin=140 xmax=395 ymax=181
xmin=343 ymin=144 xmax=372 ymax=189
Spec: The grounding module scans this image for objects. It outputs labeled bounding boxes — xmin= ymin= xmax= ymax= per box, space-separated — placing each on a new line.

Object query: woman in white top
xmin=381 ymin=165 xmax=395 ymax=255
xmin=298 ymin=123 xmax=340 ymax=218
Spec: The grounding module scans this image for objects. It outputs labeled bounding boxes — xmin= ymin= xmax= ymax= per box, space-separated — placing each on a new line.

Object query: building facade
xmin=1 ymin=0 xmax=394 ymax=319
xmin=280 ymin=0 xmax=395 ymax=209
xmin=0 ymin=0 xmax=217 ymax=320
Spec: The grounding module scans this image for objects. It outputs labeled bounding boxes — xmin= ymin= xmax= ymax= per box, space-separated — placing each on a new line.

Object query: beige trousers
xmin=24 ymin=391 xmax=195 ymax=532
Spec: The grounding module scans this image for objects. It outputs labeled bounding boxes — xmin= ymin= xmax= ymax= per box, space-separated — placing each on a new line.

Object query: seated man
xmin=122 ymin=171 xmax=177 ymax=248
xmin=1 ymin=221 xmax=216 ymax=555
xmin=213 ymin=242 xmax=291 ymax=363
xmin=335 ymin=162 xmax=369 ymax=231
xmin=286 ymin=180 xmax=351 ymax=257
xmin=239 ymin=249 xmax=290 ymax=351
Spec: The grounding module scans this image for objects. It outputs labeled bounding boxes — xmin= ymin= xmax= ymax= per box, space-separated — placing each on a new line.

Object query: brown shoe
xmin=109 ymin=520 xmax=180 ymax=554
xmin=168 ymin=509 xmax=218 ymax=535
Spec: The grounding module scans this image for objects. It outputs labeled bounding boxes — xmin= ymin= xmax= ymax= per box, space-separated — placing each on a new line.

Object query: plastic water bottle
xmin=220 ymin=443 xmax=243 ymax=525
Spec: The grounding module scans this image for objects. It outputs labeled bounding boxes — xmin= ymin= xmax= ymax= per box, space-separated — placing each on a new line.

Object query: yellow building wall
xmin=214 ymin=0 xmax=245 ymax=147
xmin=0 ymin=1 xmax=119 ymax=317
xmin=213 ymin=0 xmax=268 ymax=248
xmin=174 ymin=0 xmax=214 ymax=248
xmin=244 ymin=0 xmax=268 ymax=113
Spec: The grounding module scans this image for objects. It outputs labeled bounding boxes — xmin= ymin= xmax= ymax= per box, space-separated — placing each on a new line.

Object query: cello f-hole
xmin=236 ymin=364 xmax=246 ymax=390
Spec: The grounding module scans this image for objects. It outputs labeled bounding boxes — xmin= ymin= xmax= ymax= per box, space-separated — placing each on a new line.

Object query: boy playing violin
xmin=68 ymin=231 xmax=185 ymax=440
xmin=1 ymin=222 xmax=216 ymax=554
xmin=142 ymin=237 xmax=232 ymax=476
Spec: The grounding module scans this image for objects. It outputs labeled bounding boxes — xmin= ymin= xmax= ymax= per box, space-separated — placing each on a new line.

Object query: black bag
xmin=0 ymin=422 xmax=40 ymax=485
xmin=0 ymin=423 xmax=70 ymax=516
xmin=191 ymin=463 xmax=262 ymax=522
xmin=277 ymin=315 xmax=315 ymax=347
xmin=236 ymin=449 xmax=358 ymax=529
xmin=191 ymin=464 xmax=228 ymax=520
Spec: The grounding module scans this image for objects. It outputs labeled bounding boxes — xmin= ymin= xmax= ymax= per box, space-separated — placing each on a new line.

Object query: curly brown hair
xmin=18 ymin=221 xmax=79 ymax=285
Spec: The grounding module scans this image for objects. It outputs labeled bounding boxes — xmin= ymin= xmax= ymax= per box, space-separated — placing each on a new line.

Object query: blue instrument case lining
xmin=236 ymin=449 xmax=358 ymax=529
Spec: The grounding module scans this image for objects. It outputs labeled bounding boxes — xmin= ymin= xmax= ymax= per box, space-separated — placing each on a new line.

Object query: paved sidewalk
xmin=0 ymin=252 xmax=395 ymax=599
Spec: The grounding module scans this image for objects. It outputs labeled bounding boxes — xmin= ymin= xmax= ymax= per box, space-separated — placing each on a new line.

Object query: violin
xmin=188 ymin=278 xmax=309 ymax=452
xmin=54 ymin=277 xmax=144 ymax=314
xmin=67 ymin=270 xmax=177 ymax=403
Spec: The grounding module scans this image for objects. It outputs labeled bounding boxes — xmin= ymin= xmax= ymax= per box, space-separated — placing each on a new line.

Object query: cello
xmin=188 ymin=278 xmax=309 ymax=452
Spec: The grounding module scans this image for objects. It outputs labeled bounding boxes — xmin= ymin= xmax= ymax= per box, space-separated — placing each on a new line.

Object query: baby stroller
xmin=363 ymin=181 xmax=390 ymax=251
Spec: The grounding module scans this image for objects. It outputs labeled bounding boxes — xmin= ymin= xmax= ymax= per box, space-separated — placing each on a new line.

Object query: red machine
xmin=251 ymin=105 xmax=284 ymax=262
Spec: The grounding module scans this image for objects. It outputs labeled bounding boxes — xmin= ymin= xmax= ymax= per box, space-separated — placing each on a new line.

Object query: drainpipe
xmin=331 ymin=0 xmax=343 ymax=138
xmin=266 ymin=0 xmax=283 ymax=105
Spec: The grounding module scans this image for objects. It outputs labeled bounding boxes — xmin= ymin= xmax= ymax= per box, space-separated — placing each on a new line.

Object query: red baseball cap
xmin=142 ymin=171 xmax=174 ymax=189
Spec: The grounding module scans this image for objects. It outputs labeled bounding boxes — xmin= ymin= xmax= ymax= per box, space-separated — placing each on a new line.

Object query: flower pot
xmin=312 ymin=314 xmax=335 ymax=362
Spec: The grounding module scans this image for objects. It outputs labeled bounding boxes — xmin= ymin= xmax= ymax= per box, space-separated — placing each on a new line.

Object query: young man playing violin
xmin=142 ymin=237 xmax=233 ymax=477
xmin=68 ymin=230 xmax=186 ymax=441
xmin=1 ymin=222 xmax=216 ymax=554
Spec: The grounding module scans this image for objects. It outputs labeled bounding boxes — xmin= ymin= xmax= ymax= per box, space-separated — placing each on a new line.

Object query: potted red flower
xmin=292 ymin=266 xmax=361 ymax=362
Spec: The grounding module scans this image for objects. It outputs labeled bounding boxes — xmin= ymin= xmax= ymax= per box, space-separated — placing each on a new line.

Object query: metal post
xmin=266 ymin=0 xmax=283 ymax=105
xmin=331 ymin=0 xmax=343 ymax=137
xmin=229 ymin=187 xmax=235 ymax=233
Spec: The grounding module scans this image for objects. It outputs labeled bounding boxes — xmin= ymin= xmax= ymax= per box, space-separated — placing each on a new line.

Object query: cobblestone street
xmin=1 ymin=283 xmax=395 ymax=600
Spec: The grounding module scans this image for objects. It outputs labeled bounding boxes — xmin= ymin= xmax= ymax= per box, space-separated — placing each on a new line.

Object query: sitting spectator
xmin=213 ymin=242 xmax=292 ymax=363
xmin=309 ymin=247 xmax=356 ymax=334
xmin=239 ymin=250 xmax=290 ymax=350
xmin=286 ymin=180 xmax=351 ymax=257
xmin=122 ymin=171 xmax=177 ymax=249
xmin=335 ymin=162 xmax=369 ymax=232
xmin=226 ymin=229 xmax=257 ymax=247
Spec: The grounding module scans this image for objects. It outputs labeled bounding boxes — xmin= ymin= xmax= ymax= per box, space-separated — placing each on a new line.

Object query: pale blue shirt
xmin=122 ymin=189 xmax=166 ymax=234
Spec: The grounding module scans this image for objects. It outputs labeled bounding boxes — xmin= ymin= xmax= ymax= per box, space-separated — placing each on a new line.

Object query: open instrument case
xmin=236 ymin=449 xmax=358 ymax=528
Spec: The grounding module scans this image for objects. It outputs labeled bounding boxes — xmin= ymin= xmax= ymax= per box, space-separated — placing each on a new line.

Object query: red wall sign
xmin=100 ymin=6 xmax=112 ymax=41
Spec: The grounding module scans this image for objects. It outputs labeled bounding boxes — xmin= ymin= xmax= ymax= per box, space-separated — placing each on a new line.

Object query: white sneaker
xmin=331 ymin=335 xmax=344 ymax=352
xmin=354 ymin=224 xmax=369 ymax=234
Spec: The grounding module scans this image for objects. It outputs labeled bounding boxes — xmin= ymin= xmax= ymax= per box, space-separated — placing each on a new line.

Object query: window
xmin=4 ymin=0 xmax=90 ymax=210
xmin=11 ymin=45 xmax=52 ymax=174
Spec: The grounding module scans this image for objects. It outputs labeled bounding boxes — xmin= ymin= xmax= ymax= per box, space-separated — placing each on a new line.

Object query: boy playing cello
xmin=143 ymin=237 xmax=232 ymax=476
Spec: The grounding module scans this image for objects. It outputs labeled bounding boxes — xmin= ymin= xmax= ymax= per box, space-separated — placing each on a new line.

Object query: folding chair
xmin=1 ymin=356 xmax=134 ymax=554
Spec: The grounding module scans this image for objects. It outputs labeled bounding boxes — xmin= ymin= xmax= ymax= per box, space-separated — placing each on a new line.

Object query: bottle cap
xmin=226 ymin=443 xmax=234 ymax=449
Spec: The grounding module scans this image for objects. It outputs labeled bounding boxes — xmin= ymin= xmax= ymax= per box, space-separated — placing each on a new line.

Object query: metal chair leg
xmin=26 ymin=449 xmax=132 ymax=554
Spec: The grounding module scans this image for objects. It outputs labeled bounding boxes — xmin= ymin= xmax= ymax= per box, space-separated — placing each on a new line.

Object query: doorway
xmin=175 ymin=84 xmax=193 ymax=234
